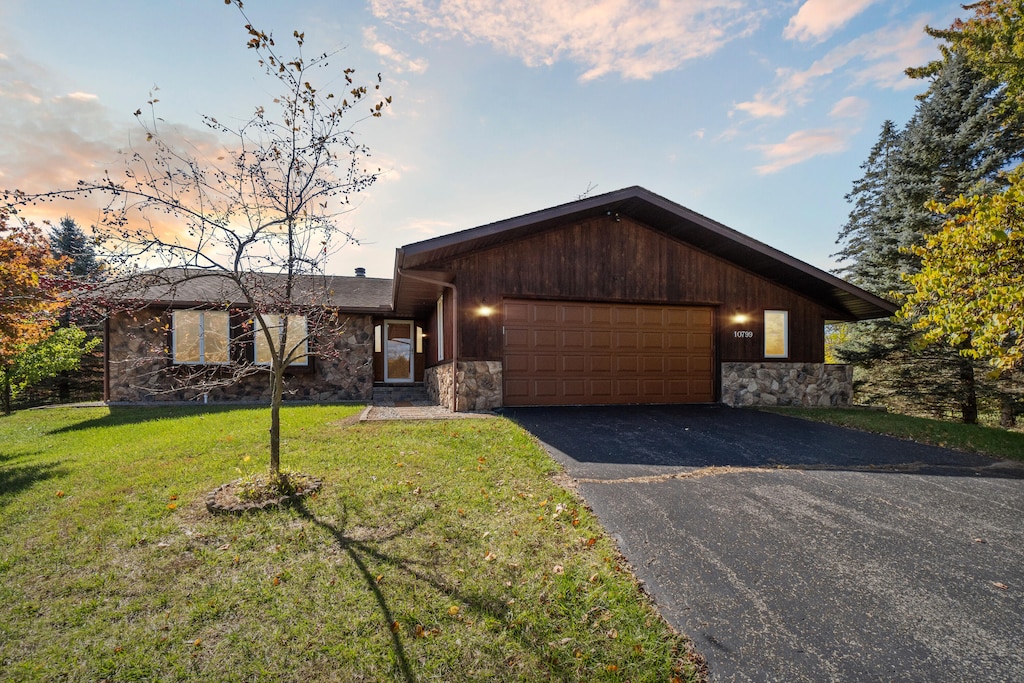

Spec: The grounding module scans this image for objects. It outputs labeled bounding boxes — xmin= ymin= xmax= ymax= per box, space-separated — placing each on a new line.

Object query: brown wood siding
xmin=443 ymin=216 xmax=834 ymax=363
xmin=503 ymin=300 xmax=714 ymax=406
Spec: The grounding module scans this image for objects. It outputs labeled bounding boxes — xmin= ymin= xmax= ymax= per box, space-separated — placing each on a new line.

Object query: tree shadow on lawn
xmin=291 ymin=499 xmax=580 ymax=683
xmin=0 ymin=456 xmax=69 ymax=509
xmin=501 ymin=405 xmax=1024 ymax=480
xmin=46 ymin=404 xmax=268 ymax=435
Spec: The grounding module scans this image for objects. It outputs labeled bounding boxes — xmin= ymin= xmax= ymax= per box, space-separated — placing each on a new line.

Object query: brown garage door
xmin=503 ymin=299 xmax=714 ymax=406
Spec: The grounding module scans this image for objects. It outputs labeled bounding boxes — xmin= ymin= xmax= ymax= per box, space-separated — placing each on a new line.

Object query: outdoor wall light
xmin=477 ymin=304 xmax=495 ymax=317
xmin=732 ymin=312 xmax=750 ymax=324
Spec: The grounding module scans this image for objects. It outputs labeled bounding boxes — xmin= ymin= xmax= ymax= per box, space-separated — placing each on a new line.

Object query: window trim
xmin=172 ymin=310 xmax=230 ymax=366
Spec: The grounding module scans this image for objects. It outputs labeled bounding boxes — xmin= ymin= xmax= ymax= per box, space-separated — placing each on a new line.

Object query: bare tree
xmin=4 ymin=1 xmax=389 ymax=477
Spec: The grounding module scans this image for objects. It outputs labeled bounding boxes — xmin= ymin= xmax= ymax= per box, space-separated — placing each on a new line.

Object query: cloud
xmin=783 ymin=0 xmax=880 ymax=43
xmin=66 ymin=91 xmax=99 ymax=102
xmin=363 ymin=26 xmax=429 ymax=74
xmin=0 ymin=51 xmax=244 ymax=249
xmin=733 ymin=17 xmax=933 ymax=120
xmin=370 ymin=0 xmax=769 ymax=81
xmin=752 ymin=128 xmax=852 ymax=174
xmin=733 ymin=92 xmax=788 ymax=119
xmin=829 ymin=95 xmax=868 ymax=119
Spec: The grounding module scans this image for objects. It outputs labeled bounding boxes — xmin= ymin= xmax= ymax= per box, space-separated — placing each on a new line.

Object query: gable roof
xmin=395 ymin=186 xmax=895 ymax=321
xmin=112 ymin=267 xmax=393 ymax=312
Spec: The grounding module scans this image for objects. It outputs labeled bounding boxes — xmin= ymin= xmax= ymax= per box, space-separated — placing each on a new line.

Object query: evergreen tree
xmin=49 ymin=216 xmax=101 ymax=280
xmin=835 ymin=56 xmax=1024 ymax=423
xmin=834 ymin=120 xmax=903 ymax=295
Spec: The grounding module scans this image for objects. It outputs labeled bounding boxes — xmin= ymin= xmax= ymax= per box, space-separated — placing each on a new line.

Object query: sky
xmin=0 ymin=0 xmax=956 ymax=280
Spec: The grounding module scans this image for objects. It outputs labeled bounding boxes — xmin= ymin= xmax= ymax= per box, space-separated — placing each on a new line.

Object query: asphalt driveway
xmin=501 ymin=405 xmax=1024 ymax=683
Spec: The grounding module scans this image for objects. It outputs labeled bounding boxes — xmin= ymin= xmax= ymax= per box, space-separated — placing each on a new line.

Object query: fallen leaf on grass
xmin=391 ymin=621 xmax=400 ymax=633
xmin=607 ymin=629 xmax=618 ymax=639
xmin=448 ymin=605 xmax=460 ymax=616
xmin=993 ymin=582 xmax=1009 ymax=590
xmin=553 ymin=564 xmax=564 ymax=575
xmin=166 ymin=503 xmax=177 ymax=510
xmin=216 ymin=543 xmax=230 ymax=551
xmin=415 ymin=624 xmax=425 ymax=638
xmin=606 ymin=664 xmax=619 ymax=672
xmin=588 ymin=573 xmax=599 ymax=583
xmin=55 ymin=490 xmax=65 ymax=498
xmin=484 ymin=551 xmax=497 ymax=562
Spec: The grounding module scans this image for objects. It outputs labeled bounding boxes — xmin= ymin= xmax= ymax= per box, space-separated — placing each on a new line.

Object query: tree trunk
xmin=958 ymin=359 xmax=978 ymax=425
xmin=269 ymin=363 xmax=283 ymax=475
xmin=2 ymin=372 xmax=11 ymax=415
xmin=1000 ymin=395 xmax=1017 ymax=428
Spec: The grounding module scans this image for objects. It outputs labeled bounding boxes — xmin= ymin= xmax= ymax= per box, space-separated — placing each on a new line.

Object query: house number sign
xmin=733 ymin=330 xmax=754 ymax=338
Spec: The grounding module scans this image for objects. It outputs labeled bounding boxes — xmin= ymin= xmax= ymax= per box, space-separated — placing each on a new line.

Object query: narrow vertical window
xmin=764 ymin=310 xmax=789 ymax=359
xmin=436 ymin=295 xmax=445 ymax=362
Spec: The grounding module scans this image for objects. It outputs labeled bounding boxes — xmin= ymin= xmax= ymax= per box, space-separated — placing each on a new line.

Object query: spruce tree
xmin=835 ymin=56 xmax=1024 ymax=422
xmin=49 ymin=216 xmax=101 ymax=280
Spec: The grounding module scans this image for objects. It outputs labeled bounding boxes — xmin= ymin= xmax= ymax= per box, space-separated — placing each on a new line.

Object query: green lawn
xmin=0 ymin=405 xmax=705 ymax=682
xmin=761 ymin=407 xmax=1024 ymax=460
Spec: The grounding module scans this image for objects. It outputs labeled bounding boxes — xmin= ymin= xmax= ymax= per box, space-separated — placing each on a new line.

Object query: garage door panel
xmin=616 ymin=355 xmax=639 ymax=372
xmin=562 ymin=330 xmax=585 ymax=348
xmin=616 ymin=379 xmax=640 ymax=397
xmin=533 ymin=304 xmax=559 ymax=323
xmin=505 ymin=328 xmax=529 ymax=348
xmin=588 ymin=305 xmax=612 ymax=324
xmin=562 ymin=379 xmax=586 ymax=397
xmin=534 ymin=355 xmax=557 ymax=373
xmin=589 ymin=330 xmax=612 ymax=348
xmin=642 ymin=332 xmax=663 ymax=349
xmin=615 ymin=331 xmax=639 ymax=349
xmin=503 ymin=300 xmax=714 ymax=406
xmin=562 ymin=305 xmax=587 ymax=324
xmin=505 ymin=353 xmax=529 ymax=373
xmin=534 ymin=329 xmax=558 ymax=347
xmin=562 ymin=355 xmax=585 ymax=373
xmin=505 ymin=302 xmax=530 ymax=324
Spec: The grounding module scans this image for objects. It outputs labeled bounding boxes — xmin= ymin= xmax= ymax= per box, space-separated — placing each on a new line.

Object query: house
xmin=104 ymin=186 xmax=896 ymax=409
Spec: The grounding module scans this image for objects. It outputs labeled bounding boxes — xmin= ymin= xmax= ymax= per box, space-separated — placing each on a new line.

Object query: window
xmin=255 ymin=313 xmax=308 ymax=366
xmin=172 ymin=310 xmax=229 ymax=365
xmin=764 ymin=310 xmax=789 ymax=358
xmin=436 ymin=295 xmax=445 ymax=362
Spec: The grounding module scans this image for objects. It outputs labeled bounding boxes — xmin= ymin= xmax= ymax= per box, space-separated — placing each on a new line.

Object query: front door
xmin=384 ymin=320 xmax=414 ymax=383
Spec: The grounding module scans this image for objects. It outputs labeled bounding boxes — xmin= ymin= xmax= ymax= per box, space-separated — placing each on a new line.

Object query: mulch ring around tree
xmin=206 ymin=472 xmax=322 ymax=514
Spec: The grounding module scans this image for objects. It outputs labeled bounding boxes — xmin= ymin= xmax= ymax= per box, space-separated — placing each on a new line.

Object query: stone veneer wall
xmin=721 ymin=362 xmax=854 ymax=408
xmin=425 ymin=360 xmax=502 ymax=412
xmin=107 ymin=308 xmax=375 ymax=403
xmin=425 ymin=362 xmax=454 ymax=410
xmin=456 ymin=361 xmax=503 ymax=411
